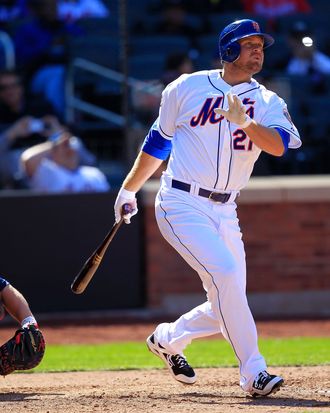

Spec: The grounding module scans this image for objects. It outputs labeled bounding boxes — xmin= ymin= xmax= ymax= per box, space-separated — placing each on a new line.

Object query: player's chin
xmin=248 ymin=62 xmax=263 ymax=75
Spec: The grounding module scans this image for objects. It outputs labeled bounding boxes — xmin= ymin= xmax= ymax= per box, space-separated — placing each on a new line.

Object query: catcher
xmin=0 ymin=276 xmax=45 ymax=376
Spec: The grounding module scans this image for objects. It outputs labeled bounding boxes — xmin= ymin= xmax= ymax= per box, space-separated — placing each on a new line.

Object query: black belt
xmin=172 ymin=179 xmax=232 ymax=203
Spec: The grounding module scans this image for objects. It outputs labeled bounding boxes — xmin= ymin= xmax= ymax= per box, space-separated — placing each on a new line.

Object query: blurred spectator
xmin=0 ymin=0 xmax=27 ymax=31
xmin=0 ymin=69 xmax=95 ymax=189
xmin=187 ymin=0 xmax=243 ymax=13
xmin=287 ymin=21 xmax=330 ymax=75
xmin=161 ymin=51 xmax=194 ymax=86
xmin=21 ymin=132 xmax=110 ymax=193
xmin=0 ymin=69 xmax=63 ymax=188
xmin=13 ymin=0 xmax=83 ymax=118
xmin=149 ymin=0 xmax=243 ymax=14
xmin=240 ymin=0 xmax=311 ymax=31
xmin=57 ymin=0 xmax=109 ymax=23
xmin=286 ymin=21 xmax=330 ymax=92
xmin=131 ymin=52 xmax=195 ymax=127
xmin=241 ymin=0 xmax=311 ymax=17
xmin=155 ymin=1 xmax=203 ymax=38
xmin=131 ymin=80 xmax=163 ymax=127
xmin=0 ymin=69 xmax=56 ymax=123
xmin=134 ymin=0 xmax=206 ymax=52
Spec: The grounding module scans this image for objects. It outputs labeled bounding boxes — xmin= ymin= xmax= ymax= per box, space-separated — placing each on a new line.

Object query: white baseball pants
xmin=154 ymin=183 xmax=267 ymax=390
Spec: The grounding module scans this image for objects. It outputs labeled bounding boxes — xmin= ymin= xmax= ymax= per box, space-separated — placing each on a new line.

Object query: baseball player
xmin=114 ymin=19 xmax=301 ymax=397
xmin=0 ymin=276 xmax=45 ymax=376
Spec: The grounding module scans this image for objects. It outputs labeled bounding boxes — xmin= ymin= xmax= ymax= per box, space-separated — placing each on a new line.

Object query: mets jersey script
xmin=154 ymin=70 xmax=302 ymax=191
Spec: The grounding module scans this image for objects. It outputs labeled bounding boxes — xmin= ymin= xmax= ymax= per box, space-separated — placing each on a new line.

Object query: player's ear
xmin=222 ymin=42 xmax=241 ymax=63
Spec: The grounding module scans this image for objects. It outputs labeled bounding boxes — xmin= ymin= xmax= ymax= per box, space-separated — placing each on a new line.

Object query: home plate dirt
xmin=0 ymin=366 xmax=329 ymax=413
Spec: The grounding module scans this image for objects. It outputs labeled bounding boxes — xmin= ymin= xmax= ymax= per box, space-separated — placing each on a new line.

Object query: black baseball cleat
xmin=146 ymin=334 xmax=196 ymax=384
xmin=250 ymin=371 xmax=284 ymax=397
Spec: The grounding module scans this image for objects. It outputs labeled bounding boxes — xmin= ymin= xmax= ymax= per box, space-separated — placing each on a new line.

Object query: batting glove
xmin=214 ymin=92 xmax=252 ymax=128
xmin=114 ymin=187 xmax=138 ymax=224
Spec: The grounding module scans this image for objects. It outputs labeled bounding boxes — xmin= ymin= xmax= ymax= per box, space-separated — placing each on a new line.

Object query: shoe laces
xmin=257 ymin=371 xmax=270 ymax=384
xmin=172 ymin=354 xmax=189 ymax=369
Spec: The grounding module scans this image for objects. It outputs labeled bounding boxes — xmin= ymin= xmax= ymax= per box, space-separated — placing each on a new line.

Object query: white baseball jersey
xmin=155 ymin=70 xmax=301 ymax=191
xmin=31 ymin=158 xmax=110 ymax=193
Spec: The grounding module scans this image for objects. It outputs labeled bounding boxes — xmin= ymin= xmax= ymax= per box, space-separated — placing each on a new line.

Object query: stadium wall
xmin=142 ymin=176 xmax=330 ymax=318
xmin=0 ymin=192 xmax=143 ymax=314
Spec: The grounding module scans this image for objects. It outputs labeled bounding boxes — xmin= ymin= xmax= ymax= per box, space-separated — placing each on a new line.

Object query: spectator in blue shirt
xmin=13 ymin=0 xmax=83 ymax=118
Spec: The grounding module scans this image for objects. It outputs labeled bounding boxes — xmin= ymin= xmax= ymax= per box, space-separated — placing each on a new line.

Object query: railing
xmin=65 ymin=57 xmax=161 ymax=126
xmin=0 ymin=31 xmax=15 ymax=69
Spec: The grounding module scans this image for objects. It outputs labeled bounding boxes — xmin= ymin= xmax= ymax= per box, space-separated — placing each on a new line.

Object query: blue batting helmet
xmin=219 ymin=19 xmax=274 ymax=63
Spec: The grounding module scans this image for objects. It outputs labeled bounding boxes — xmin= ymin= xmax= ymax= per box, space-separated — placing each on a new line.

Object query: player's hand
xmin=114 ymin=187 xmax=138 ymax=224
xmin=214 ymin=93 xmax=252 ymax=127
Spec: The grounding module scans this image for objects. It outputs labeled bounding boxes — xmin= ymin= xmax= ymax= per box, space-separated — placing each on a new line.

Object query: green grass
xmin=30 ymin=337 xmax=330 ymax=373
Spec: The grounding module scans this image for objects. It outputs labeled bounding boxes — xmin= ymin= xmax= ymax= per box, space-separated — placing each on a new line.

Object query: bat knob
xmin=122 ymin=203 xmax=133 ymax=215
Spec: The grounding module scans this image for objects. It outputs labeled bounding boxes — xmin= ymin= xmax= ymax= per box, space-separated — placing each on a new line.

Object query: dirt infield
xmin=0 ymin=320 xmax=329 ymax=412
xmin=0 ymin=367 xmax=329 ymax=413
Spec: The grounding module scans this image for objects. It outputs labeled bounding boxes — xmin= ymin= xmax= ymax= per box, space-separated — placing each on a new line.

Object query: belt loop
xmin=190 ymin=181 xmax=198 ymax=196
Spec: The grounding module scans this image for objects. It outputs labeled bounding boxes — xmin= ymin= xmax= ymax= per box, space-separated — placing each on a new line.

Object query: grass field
xmin=33 ymin=337 xmax=330 ymax=373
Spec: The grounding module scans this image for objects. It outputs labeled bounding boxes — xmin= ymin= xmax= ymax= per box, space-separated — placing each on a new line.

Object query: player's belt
xmin=171 ymin=179 xmax=231 ymax=203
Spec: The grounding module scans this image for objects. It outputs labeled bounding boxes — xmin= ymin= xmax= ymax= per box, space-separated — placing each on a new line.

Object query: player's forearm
xmin=1 ymin=285 xmax=33 ymax=324
xmin=122 ymin=151 xmax=164 ymax=192
xmin=243 ymin=122 xmax=285 ymax=156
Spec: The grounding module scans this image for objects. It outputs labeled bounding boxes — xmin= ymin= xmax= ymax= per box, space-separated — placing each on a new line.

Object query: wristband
xmin=21 ymin=315 xmax=37 ymax=328
xmin=118 ymin=187 xmax=136 ymax=200
xmin=239 ymin=114 xmax=253 ymax=129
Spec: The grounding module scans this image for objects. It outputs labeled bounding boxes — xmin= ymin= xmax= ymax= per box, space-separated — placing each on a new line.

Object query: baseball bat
xmin=71 ymin=203 xmax=133 ymax=294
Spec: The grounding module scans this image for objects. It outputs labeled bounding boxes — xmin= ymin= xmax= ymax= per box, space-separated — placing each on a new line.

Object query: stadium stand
xmin=0 ymin=0 xmax=329 ymax=185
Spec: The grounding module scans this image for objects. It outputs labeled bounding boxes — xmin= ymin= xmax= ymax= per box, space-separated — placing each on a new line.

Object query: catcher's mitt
xmin=0 ymin=324 xmax=45 ymax=376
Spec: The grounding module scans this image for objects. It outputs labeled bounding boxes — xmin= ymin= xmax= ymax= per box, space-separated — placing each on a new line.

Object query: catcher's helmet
xmin=219 ymin=19 xmax=274 ymax=63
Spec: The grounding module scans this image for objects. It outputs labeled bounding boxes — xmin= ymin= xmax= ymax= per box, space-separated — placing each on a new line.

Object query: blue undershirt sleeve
xmin=142 ymin=128 xmax=172 ymax=160
xmin=274 ymin=127 xmax=290 ymax=154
